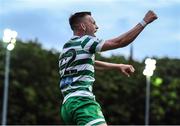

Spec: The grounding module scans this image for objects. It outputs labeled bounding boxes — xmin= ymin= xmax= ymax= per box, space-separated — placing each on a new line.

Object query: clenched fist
xmin=117 ymin=64 xmax=135 ymax=77
xmin=143 ymin=10 xmax=158 ymax=24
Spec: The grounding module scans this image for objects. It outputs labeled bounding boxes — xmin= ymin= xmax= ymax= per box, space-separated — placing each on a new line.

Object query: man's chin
xmin=89 ymin=33 xmax=96 ymax=37
xmin=86 ymin=33 xmax=96 ymax=37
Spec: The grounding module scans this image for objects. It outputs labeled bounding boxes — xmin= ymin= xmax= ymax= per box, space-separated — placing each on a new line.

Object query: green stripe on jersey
xmin=63 ymin=41 xmax=81 ymax=48
xmin=71 ymin=58 xmax=94 ymax=66
xmin=74 ymin=70 xmax=94 ymax=77
xmin=61 ymin=70 xmax=94 ymax=79
xmin=73 ymin=81 xmax=93 ymax=87
xmin=89 ymin=41 xmax=98 ymax=53
xmin=60 ymin=81 xmax=93 ymax=90
xmin=62 ymin=86 xmax=91 ymax=96
xmin=76 ymin=50 xmax=88 ymax=55
xmin=60 ymin=58 xmax=93 ymax=70
xmin=81 ymin=37 xmax=91 ymax=48
xmin=59 ymin=50 xmax=88 ymax=61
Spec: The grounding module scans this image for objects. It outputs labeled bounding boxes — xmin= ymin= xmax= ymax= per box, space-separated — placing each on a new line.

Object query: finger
xmin=130 ymin=66 xmax=135 ymax=72
xmin=127 ymin=69 xmax=133 ymax=75
xmin=122 ymin=70 xmax=130 ymax=77
xmin=152 ymin=12 xmax=158 ymax=19
xmin=128 ymin=65 xmax=134 ymax=73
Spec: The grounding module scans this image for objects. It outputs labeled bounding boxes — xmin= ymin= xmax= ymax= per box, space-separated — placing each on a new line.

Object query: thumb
xmin=122 ymin=70 xmax=130 ymax=77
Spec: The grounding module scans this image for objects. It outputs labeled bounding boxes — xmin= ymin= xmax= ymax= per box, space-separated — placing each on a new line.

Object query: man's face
xmin=81 ymin=15 xmax=98 ymax=36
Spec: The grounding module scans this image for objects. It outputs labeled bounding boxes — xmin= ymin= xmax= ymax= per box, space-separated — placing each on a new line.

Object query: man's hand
xmin=117 ymin=64 xmax=135 ymax=77
xmin=143 ymin=10 xmax=158 ymax=24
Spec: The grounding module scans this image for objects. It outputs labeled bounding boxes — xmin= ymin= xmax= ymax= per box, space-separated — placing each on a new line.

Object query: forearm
xmin=95 ymin=60 xmax=135 ymax=77
xmin=102 ymin=23 xmax=144 ymax=51
xmin=95 ymin=60 xmax=119 ymax=70
xmin=110 ymin=23 xmax=144 ymax=47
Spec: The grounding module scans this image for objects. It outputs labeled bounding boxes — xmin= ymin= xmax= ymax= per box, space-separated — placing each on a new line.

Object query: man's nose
xmin=96 ymin=25 xmax=99 ymax=30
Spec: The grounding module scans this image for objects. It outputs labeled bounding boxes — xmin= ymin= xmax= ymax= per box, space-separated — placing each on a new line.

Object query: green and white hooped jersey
xmin=59 ymin=35 xmax=105 ymax=103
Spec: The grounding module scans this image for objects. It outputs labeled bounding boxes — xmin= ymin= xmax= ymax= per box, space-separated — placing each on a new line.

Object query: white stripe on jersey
xmin=85 ymin=118 xmax=106 ymax=126
xmin=73 ymin=75 xmax=95 ymax=83
xmin=67 ymin=64 xmax=94 ymax=73
xmin=62 ymin=46 xmax=82 ymax=53
xmin=59 ymin=53 xmax=93 ymax=67
xmin=83 ymin=38 xmax=96 ymax=50
xmin=61 ymin=84 xmax=89 ymax=93
xmin=63 ymin=90 xmax=95 ymax=104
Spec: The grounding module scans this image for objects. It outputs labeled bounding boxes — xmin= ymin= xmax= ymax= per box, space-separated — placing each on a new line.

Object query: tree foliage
xmin=0 ymin=40 xmax=62 ymax=124
xmin=0 ymin=40 xmax=180 ymax=124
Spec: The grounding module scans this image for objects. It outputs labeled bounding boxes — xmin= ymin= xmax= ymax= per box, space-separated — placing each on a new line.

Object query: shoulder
xmin=81 ymin=35 xmax=103 ymax=42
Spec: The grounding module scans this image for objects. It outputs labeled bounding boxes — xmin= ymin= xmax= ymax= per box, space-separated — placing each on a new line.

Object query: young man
xmin=59 ymin=11 xmax=157 ymax=125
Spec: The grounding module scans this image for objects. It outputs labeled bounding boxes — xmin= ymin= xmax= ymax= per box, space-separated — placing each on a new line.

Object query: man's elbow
xmin=109 ymin=39 xmax=130 ymax=49
xmin=101 ymin=39 xmax=130 ymax=51
xmin=119 ymin=37 xmax=133 ymax=47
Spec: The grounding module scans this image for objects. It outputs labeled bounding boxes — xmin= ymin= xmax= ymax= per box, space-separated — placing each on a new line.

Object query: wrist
xmin=139 ymin=20 xmax=147 ymax=27
xmin=108 ymin=63 xmax=119 ymax=70
xmin=113 ymin=63 xmax=123 ymax=70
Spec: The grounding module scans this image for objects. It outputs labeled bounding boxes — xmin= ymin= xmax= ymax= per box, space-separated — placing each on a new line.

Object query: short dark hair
xmin=69 ymin=11 xmax=91 ymax=30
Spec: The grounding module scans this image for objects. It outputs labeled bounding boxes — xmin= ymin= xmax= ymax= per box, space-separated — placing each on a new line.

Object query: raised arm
xmin=101 ymin=10 xmax=158 ymax=51
xmin=95 ymin=60 xmax=135 ymax=77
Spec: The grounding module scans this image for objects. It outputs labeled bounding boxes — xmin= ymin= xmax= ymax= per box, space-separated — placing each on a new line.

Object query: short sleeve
xmin=81 ymin=35 xmax=105 ymax=53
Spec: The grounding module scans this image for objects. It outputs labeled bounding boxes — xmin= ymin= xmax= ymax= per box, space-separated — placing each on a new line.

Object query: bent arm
xmin=95 ymin=60 xmax=135 ymax=77
xmin=101 ymin=10 xmax=158 ymax=51
xmin=95 ymin=60 xmax=118 ymax=70
xmin=101 ymin=24 xmax=144 ymax=51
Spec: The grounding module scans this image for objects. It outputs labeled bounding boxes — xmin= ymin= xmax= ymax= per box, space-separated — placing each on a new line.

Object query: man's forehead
xmin=84 ymin=15 xmax=95 ymax=22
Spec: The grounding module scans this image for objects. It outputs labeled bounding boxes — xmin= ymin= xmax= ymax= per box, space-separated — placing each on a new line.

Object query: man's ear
xmin=80 ymin=23 xmax=86 ymax=31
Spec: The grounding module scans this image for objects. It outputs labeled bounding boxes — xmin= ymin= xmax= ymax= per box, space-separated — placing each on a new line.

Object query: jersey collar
xmin=71 ymin=36 xmax=80 ymax=40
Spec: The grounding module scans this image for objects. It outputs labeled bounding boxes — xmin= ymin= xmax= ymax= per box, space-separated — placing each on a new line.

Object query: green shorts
xmin=60 ymin=96 xmax=106 ymax=125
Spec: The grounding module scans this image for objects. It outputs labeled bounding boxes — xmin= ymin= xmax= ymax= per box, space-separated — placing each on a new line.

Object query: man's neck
xmin=73 ymin=31 xmax=95 ymax=37
xmin=73 ymin=31 xmax=85 ymax=37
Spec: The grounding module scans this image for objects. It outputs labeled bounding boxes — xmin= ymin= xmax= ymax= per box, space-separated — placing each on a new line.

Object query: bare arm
xmin=95 ymin=60 xmax=118 ymax=70
xmin=95 ymin=60 xmax=135 ymax=77
xmin=101 ymin=10 xmax=158 ymax=51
